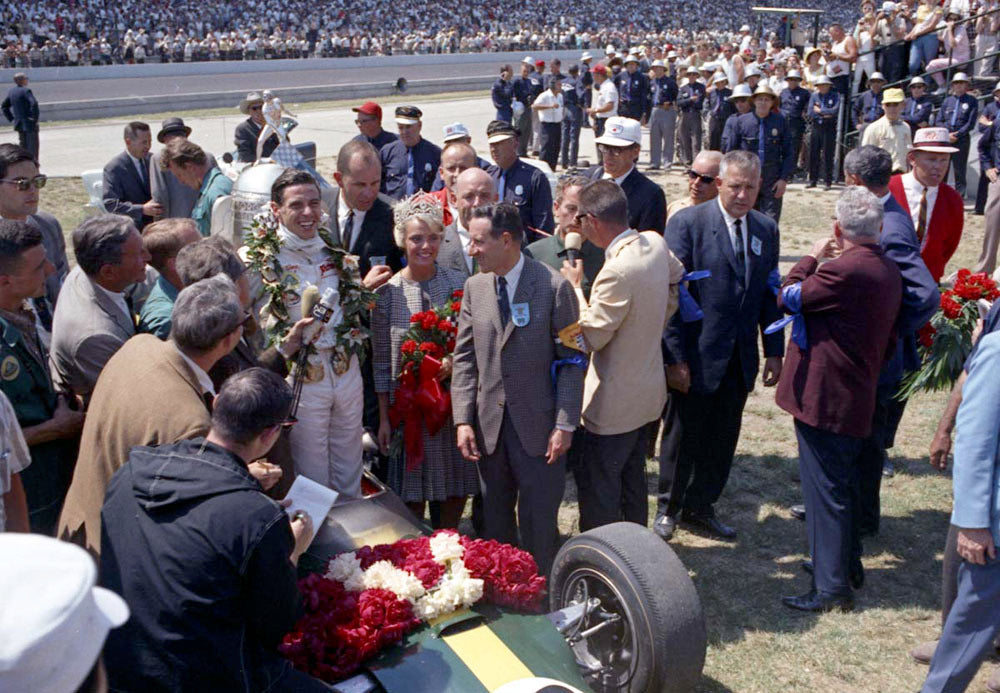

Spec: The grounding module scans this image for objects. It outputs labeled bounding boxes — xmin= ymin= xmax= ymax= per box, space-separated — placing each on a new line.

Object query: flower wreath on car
xmin=279 ymin=530 xmax=546 ymax=682
xmin=243 ymin=209 xmax=377 ymax=375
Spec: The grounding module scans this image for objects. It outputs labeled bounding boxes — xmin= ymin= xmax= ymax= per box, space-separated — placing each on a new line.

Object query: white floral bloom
xmin=429 ymin=532 xmax=465 ymax=564
xmin=326 ymin=552 xmax=364 ymax=590
xmin=342 ymin=254 xmax=359 ymax=271
xmin=362 ymin=560 xmax=426 ymax=602
xmin=411 ymin=560 xmax=484 ymax=622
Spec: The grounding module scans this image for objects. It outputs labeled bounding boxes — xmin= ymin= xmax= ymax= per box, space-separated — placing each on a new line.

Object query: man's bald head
xmin=454 ymin=168 xmax=497 ymax=229
xmin=688 ymin=150 xmax=723 ymax=204
xmin=439 ymin=142 xmax=478 ymax=193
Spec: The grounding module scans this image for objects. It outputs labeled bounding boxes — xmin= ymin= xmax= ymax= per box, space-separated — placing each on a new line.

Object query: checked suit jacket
xmin=451 ymin=255 xmax=584 ymax=457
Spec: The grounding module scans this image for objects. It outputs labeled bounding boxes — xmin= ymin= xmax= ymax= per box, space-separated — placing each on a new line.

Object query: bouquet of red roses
xmin=898 ymin=269 xmax=1000 ymax=399
xmin=389 ymin=290 xmax=463 ymax=469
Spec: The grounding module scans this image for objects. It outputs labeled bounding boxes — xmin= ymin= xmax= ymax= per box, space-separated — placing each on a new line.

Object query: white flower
xmin=362 ymin=560 xmax=426 ymax=603
xmin=429 ymin=531 xmax=465 ymax=563
xmin=326 ymin=552 xmax=364 ymax=591
xmin=413 ymin=567 xmax=484 ymax=621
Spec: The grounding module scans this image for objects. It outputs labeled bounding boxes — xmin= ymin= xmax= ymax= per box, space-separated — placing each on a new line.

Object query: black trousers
xmin=809 ymin=121 xmax=836 ymax=185
xmin=516 ymin=107 xmax=532 ymax=157
xmin=795 ymin=419 xmax=864 ymax=598
xmin=658 ymin=349 xmax=748 ymax=519
xmin=575 ymin=424 xmax=650 ymax=532
xmin=788 ymin=118 xmax=806 ymax=173
xmin=976 ymin=163 xmax=991 ymax=214
xmin=707 ymin=115 xmax=725 ymax=151
xmin=856 ymin=383 xmax=907 ymax=536
xmin=561 ymin=106 xmax=582 ymax=168
xmin=950 ymin=133 xmax=971 ymax=198
xmin=18 ymin=128 xmax=39 ymax=160
xmin=540 ymin=121 xmax=562 ymax=171
xmin=594 ymin=117 xmax=607 ymax=164
xmin=755 ymin=168 xmax=784 ymax=224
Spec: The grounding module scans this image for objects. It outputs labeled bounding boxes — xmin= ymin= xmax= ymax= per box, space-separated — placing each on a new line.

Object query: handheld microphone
xmin=311 ymin=287 xmax=339 ymax=323
xmin=299 ymin=286 xmax=322 ymax=344
xmin=564 ymin=231 xmax=583 ymax=263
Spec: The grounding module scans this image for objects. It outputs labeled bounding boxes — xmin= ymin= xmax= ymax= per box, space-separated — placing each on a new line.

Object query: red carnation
xmin=409 ymin=313 xmax=422 ymax=323
xmin=941 ymin=294 xmax=962 ymax=320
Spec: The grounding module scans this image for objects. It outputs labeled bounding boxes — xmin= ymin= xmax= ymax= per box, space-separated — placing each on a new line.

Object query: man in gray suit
xmin=451 ymin=202 xmax=584 ymax=573
xmin=50 ymin=214 xmax=151 ymax=399
xmin=439 ymin=168 xmax=498 ymax=277
xmin=150 ymin=117 xmax=219 ymax=220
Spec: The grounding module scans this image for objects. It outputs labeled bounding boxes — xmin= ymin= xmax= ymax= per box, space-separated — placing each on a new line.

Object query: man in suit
xmin=0 ymin=143 xmax=69 ymax=331
xmin=150 ymin=117 xmax=219 ymax=220
xmin=888 ymin=127 xmax=965 ymax=283
xmin=57 ymin=275 xmax=257 ymax=557
xmin=561 ymin=180 xmax=684 ymax=530
xmin=666 ymin=150 xmax=722 ymax=221
xmin=2 ymin=73 xmax=39 ymax=160
xmin=439 ymin=164 xmax=498 ymax=278
xmin=777 ymin=187 xmax=902 ymax=613
xmin=485 ymin=120 xmax=554 ymax=242
xmin=102 ymin=122 xmax=162 ymax=231
xmin=659 ymin=150 xmax=784 ymax=541
xmin=234 ymin=92 xmax=279 ymax=164
xmin=585 ymin=116 xmax=667 ymax=233
xmin=451 ymin=202 xmax=583 ymax=573
xmin=920 ymin=332 xmax=1000 ymax=692
xmin=50 ymin=214 xmax=150 ymax=400
xmin=160 ymin=139 xmax=232 ymax=238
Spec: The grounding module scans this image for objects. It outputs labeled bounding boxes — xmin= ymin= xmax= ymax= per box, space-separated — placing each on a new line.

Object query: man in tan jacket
xmin=58 ymin=276 xmax=257 ymax=557
xmin=561 ymin=180 xmax=684 ymax=531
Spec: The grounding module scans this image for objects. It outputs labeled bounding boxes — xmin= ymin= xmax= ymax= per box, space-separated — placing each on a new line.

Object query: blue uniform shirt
xmin=379 ymin=137 xmax=442 ymax=200
xmin=650 ymin=75 xmax=678 ymax=107
xmin=561 ymin=77 xmax=582 ymax=109
xmin=492 ymin=78 xmax=514 ymax=111
xmin=780 ymin=86 xmax=810 ymax=121
xmin=939 ymin=93 xmax=979 ymax=137
xmin=731 ymin=111 xmax=795 ymax=179
xmin=902 ymin=96 xmax=933 ymax=131
xmin=512 ymin=76 xmax=532 ymax=106
xmin=979 ymin=99 xmax=1000 ymax=134
xmin=807 ymin=90 xmax=841 ymax=123
xmin=527 ymin=71 xmax=545 ymax=103
xmin=854 ymin=89 xmax=884 ymax=125
xmin=721 ymin=111 xmax=743 ymax=151
xmin=353 ymin=129 xmax=398 ymax=152
xmin=615 ymin=70 xmax=651 ymax=119
xmin=978 ymin=116 xmax=1000 ymax=170
xmin=708 ymin=88 xmax=734 ymax=119
xmin=677 ymin=82 xmax=706 ymax=112
xmin=487 ymin=158 xmax=554 ymax=237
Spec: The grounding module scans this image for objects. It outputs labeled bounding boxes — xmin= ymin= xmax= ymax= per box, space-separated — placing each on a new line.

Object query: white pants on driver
xmin=288 ymin=352 xmax=363 ymax=498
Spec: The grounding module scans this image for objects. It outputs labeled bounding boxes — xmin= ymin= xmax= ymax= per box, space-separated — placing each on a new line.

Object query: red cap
xmin=590 ymin=64 xmax=609 ymax=75
xmin=352 ymin=101 xmax=382 ymax=119
xmin=535 ymin=60 xmax=545 ymax=68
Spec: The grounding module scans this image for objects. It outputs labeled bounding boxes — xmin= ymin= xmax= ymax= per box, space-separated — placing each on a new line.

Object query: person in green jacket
xmin=160 ymin=139 xmax=233 ymax=237
xmin=137 ymin=218 xmax=201 ymax=339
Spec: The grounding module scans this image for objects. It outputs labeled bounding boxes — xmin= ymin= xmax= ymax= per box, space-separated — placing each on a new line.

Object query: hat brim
xmin=487 ymin=133 xmax=518 ymax=144
xmin=239 ymin=99 xmax=262 ymax=114
xmin=156 ymin=126 xmax=192 ymax=143
xmin=443 ymin=134 xmax=470 ymax=142
xmin=395 ymin=116 xmax=421 ymax=125
xmin=911 ymin=144 xmax=959 ymax=153
xmin=594 ymin=134 xmax=638 ymax=147
xmin=93 ymin=586 xmax=130 ymax=629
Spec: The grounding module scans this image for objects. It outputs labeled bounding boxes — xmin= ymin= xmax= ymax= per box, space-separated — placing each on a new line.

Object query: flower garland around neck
xmin=243 ymin=209 xmax=377 ymax=374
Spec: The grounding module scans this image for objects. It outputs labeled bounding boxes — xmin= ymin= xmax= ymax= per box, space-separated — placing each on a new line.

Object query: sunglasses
xmin=249 ymin=105 xmax=262 ymax=112
xmin=687 ymin=169 xmax=717 ymax=185
xmin=0 ymin=175 xmax=47 ymax=191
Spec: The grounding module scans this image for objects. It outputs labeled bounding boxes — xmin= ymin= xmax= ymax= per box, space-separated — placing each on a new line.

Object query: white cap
xmin=952 ymin=71 xmax=970 ymax=82
xmin=745 ymin=65 xmax=761 ymax=78
xmin=581 ymin=51 xmax=593 ymax=61
xmin=624 ymin=53 xmax=640 ymax=64
xmin=713 ymin=72 xmax=729 ymax=85
xmin=651 ymin=59 xmax=666 ymax=69
xmin=909 ymin=75 xmax=927 ymax=86
xmin=740 ymin=24 xmax=751 ymax=32
xmin=869 ymin=71 xmax=886 ymax=82
xmin=442 ymin=122 xmax=471 ymax=142
xmin=595 ymin=116 xmax=642 ymax=147
xmin=729 ymin=83 xmax=754 ymax=99
xmin=605 ymin=44 xmax=616 ymax=55
xmin=700 ymin=62 xmax=716 ymax=72
xmin=814 ymin=74 xmax=833 ymax=86
xmin=685 ymin=64 xmax=700 ymax=75
xmin=0 ymin=534 xmax=130 ymax=693
xmin=522 ymin=55 xmax=534 ymax=65
xmin=882 ymin=1 xmax=897 ymax=11
xmin=787 ymin=69 xmax=803 ymax=80
xmin=667 ymin=50 xmax=678 ymax=59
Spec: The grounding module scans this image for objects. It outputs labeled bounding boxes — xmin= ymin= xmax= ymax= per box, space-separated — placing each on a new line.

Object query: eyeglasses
xmin=597 ymin=144 xmax=635 ymax=156
xmin=249 ymin=105 xmax=262 ymax=112
xmin=0 ymin=175 xmax=47 ymax=191
xmin=573 ymin=211 xmax=593 ymax=224
xmin=687 ymin=169 xmax=717 ymax=185
xmin=355 ymin=118 xmax=377 ymax=125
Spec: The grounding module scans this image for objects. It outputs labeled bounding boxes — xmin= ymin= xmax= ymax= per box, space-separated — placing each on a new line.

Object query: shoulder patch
xmin=1 ymin=355 xmax=20 ymax=381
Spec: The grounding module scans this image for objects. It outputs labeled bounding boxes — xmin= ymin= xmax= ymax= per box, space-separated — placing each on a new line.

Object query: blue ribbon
xmin=678 ymin=270 xmax=712 ymax=322
xmin=764 ymin=282 xmax=808 ymax=349
xmin=551 ymin=354 xmax=588 ymax=393
xmin=767 ymin=268 xmax=782 ymax=296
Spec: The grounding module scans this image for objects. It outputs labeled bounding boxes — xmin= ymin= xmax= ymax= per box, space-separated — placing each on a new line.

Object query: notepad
xmin=283 ymin=475 xmax=338 ymax=543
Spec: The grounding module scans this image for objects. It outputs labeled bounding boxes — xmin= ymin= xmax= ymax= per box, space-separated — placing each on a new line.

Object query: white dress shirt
xmin=603 ymin=165 xmax=634 ymax=186
xmin=595 ymin=80 xmax=619 ymax=118
xmin=496 ymin=252 xmax=525 ymax=304
xmin=94 ymin=282 xmax=133 ymax=326
xmin=337 ymin=193 xmax=367 ymax=252
xmin=901 ymin=171 xmax=939 ymax=245
xmin=175 ymin=344 xmax=216 ymax=396
xmin=717 ymin=197 xmax=749 ymax=277
xmin=535 ymin=90 xmax=564 ymax=123
xmin=454 ymin=221 xmax=475 ymax=274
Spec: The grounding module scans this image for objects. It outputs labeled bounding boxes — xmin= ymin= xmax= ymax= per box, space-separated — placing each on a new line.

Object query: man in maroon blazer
xmin=774 ymin=186 xmax=902 ymax=613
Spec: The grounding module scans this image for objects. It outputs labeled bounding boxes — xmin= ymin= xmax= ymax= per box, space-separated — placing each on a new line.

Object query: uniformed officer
xmin=0 ymin=219 xmax=83 ymax=535
xmin=721 ymin=83 xmax=753 ymax=152
xmin=484 ymin=120 xmax=554 ymax=242
xmin=351 ymin=101 xmax=399 ymax=152
xmin=730 ymin=83 xmax=795 ymax=222
xmin=707 ymin=73 xmax=734 ymax=151
xmin=579 ymin=52 xmax=595 ymax=128
xmin=938 ymin=72 xmax=979 ymax=197
xmin=379 ymin=105 xmax=442 ymax=200
xmin=901 ymin=76 xmax=933 ymax=136
xmin=677 ymin=65 xmax=707 ymax=166
xmin=492 ymin=64 xmax=515 ymax=123
xmin=513 ymin=58 xmax=535 ymax=156
xmin=806 ymin=75 xmax=841 ymax=189
xmin=560 ymin=64 xmax=584 ymax=169
xmin=528 ymin=59 xmax=546 ymax=155
xmin=974 ymin=80 xmax=1000 ymax=214
xmin=780 ymin=69 xmax=810 ymax=179
xmin=853 ymin=71 xmax=886 ymax=135
xmin=615 ymin=53 xmax=651 ymax=122
xmin=648 ymin=59 xmax=678 ymax=170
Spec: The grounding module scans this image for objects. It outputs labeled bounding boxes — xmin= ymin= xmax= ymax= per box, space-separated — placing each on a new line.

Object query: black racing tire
xmin=549 ymin=522 xmax=706 ymax=693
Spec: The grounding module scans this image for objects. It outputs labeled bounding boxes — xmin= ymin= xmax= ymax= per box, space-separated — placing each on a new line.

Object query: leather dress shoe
xmin=882 ymin=458 xmax=895 ymax=477
xmin=910 ymin=640 xmax=937 ymax=665
xmin=782 ymin=590 xmax=854 ymax=613
xmin=800 ymin=559 xmax=865 ymax=590
xmin=681 ymin=510 xmax=737 ymax=540
xmin=790 ymin=504 xmax=806 ymax=521
xmin=653 ymin=514 xmax=677 ymax=541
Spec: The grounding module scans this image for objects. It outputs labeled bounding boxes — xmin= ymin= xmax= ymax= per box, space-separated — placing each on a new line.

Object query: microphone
xmin=564 ymin=231 xmax=583 ymax=263
xmin=299 ymin=286 xmax=321 ymax=344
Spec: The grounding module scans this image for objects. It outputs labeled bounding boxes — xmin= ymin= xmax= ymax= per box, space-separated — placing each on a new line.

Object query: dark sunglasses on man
xmin=687 ymin=169 xmax=716 ymax=185
xmin=0 ymin=175 xmax=47 ymax=191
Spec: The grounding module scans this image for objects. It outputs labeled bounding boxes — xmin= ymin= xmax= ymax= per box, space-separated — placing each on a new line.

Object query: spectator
xmin=102 ymin=121 xmax=162 ymax=230
xmin=137 ymin=218 xmax=202 ymax=339
xmin=0 ymin=390 xmax=30 ymax=533
xmin=440 ymin=167 xmax=498 ymax=276
xmin=150 ymin=117 xmax=218 ymax=219
xmin=667 ymin=149 xmax=723 ymax=220
xmin=159 ymin=139 xmax=233 ymax=237
xmin=352 ymin=101 xmax=399 ymax=151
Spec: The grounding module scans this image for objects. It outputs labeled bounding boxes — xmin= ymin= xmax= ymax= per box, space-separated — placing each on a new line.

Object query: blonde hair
xmin=392 ymin=193 xmax=444 ymax=248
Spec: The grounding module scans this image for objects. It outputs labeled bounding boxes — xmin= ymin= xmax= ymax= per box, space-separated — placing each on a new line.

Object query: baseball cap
xmin=911 ymin=126 xmax=959 ymax=153
xmin=442 ymin=122 xmax=471 ymax=142
xmin=394 ymin=105 xmax=423 ymax=125
xmin=522 ymin=55 xmax=534 ymax=65
xmin=595 ymin=116 xmax=641 ymax=147
xmin=486 ymin=119 xmax=519 ymax=144
xmin=353 ymin=101 xmax=382 ymax=119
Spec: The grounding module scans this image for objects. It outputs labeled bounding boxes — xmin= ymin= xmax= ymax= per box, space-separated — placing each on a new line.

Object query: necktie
xmin=757 ymin=118 xmax=766 ymax=164
xmin=343 ymin=210 xmax=355 ymax=250
xmin=406 ymin=149 xmax=416 ymax=195
xmin=202 ymin=391 xmax=214 ymax=413
xmin=137 ymin=157 xmax=148 ymax=189
xmin=916 ymin=187 xmax=928 ymax=242
xmin=497 ymin=275 xmax=510 ymax=325
xmin=498 ymin=173 xmax=506 ymax=199
xmin=950 ymin=99 xmax=960 ymax=128
xmin=733 ymin=218 xmax=746 ymax=282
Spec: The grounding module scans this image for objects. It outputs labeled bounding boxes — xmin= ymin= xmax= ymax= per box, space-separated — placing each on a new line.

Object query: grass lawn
xmin=41 ymin=167 xmax=994 ymax=692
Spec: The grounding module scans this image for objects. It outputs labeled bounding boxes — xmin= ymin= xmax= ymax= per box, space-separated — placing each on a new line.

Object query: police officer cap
xmin=651 ymin=60 xmax=666 ymax=69
xmin=869 ymin=72 xmax=887 ymax=83
xmin=729 ymin=83 xmax=753 ymax=100
xmin=624 ymin=54 xmax=640 ymax=64
xmin=713 ymin=72 xmax=729 ymax=85
xmin=394 ymin=105 xmax=423 ymax=124
xmin=685 ymin=64 xmax=700 ymax=75
xmin=486 ymin=120 xmax=520 ymax=144
xmin=787 ymin=69 xmax=803 ymax=80
xmin=814 ymin=74 xmax=833 ymax=86
xmin=951 ymin=71 xmax=970 ymax=83
xmin=752 ymin=84 xmax=778 ymax=99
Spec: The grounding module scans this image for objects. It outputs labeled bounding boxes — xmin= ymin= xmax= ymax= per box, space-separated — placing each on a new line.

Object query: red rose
xmin=401 ymin=340 xmax=418 ymax=355
xmin=941 ymin=295 xmax=962 ymax=320
xmin=957 ymin=268 xmax=971 ymax=281
xmin=451 ymin=300 xmax=461 ymax=313
xmin=437 ymin=318 xmax=453 ymax=333
xmin=410 ymin=313 xmax=422 ymax=323
xmin=421 ymin=314 xmax=438 ymax=330
xmin=451 ymin=289 xmax=464 ymax=299
xmin=446 ymin=338 xmax=456 ymax=352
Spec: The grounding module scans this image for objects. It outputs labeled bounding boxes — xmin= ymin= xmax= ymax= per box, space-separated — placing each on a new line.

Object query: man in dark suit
xmin=585 ymin=116 xmax=667 ymax=233
xmin=451 ymin=202 xmax=583 ymax=573
xmin=659 ymin=150 xmax=784 ymax=541
xmin=776 ymin=187 xmax=902 ymax=612
xmin=2 ymin=73 xmax=39 ymax=160
xmin=102 ymin=122 xmax=162 ymax=231
xmin=233 ymin=92 xmax=279 ymax=164
xmin=439 ymin=168 xmax=498 ymax=277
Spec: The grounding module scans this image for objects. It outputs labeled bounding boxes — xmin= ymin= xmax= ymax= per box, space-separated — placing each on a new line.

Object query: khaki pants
xmin=977 ymin=177 xmax=1000 ymax=274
